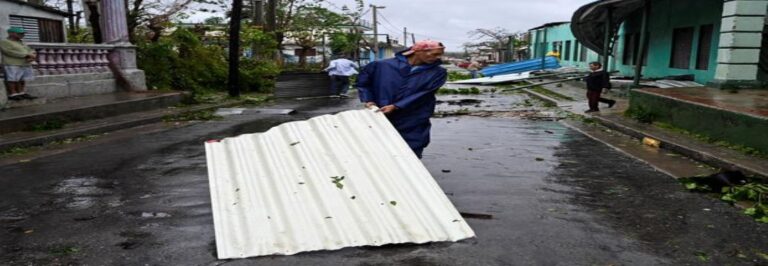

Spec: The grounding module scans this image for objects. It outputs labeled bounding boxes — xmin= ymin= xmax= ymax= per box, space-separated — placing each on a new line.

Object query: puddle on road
xmin=51 ymin=176 xmax=120 ymax=210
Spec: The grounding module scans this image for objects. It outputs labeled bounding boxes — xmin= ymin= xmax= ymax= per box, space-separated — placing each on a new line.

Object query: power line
xmin=377 ymin=12 xmax=400 ymax=32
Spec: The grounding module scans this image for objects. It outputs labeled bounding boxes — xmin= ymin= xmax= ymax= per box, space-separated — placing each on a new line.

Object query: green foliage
xmin=49 ymin=245 xmax=80 ymax=256
xmin=330 ymin=176 xmax=345 ymax=189
xmin=438 ymin=88 xmax=459 ymax=94
xmin=329 ymin=32 xmax=360 ymax=56
xmin=164 ymin=109 xmax=222 ymax=122
xmin=722 ymin=183 xmax=768 ymax=223
xmin=447 ymin=71 xmax=472 ymax=81
xmin=437 ymin=87 xmax=480 ymax=95
xmin=624 ymin=105 xmax=656 ymax=123
xmin=682 ymin=175 xmax=768 ymax=223
xmin=66 ymin=27 xmax=94 ymax=44
xmin=137 ymin=27 xmax=278 ymax=95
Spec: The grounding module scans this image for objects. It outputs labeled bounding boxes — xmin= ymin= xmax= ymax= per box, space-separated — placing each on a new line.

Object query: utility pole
xmin=403 ymin=27 xmax=408 ymax=47
xmin=507 ymin=35 xmax=515 ymax=62
xmin=370 ymin=5 xmax=385 ymax=61
xmin=228 ymin=0 xmax=244 ymax=97
xmin=249 ymin=0 xmax=263 ymax=59
xmin=251 ymin=0 xmax=263 ymax=26
xmin=265 ymin=0 xmax=276 ymax=32
xmin=411 ymin=33 xmax=415 ymax=44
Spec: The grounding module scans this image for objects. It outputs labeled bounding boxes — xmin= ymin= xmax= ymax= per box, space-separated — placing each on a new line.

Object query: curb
xmin=590 ymin=115 xmax=768 ymax=179
xmin=526 ymin=86 xmax=768 ymax=179
xmin=0 ymin=100 xmax=246 ymax=152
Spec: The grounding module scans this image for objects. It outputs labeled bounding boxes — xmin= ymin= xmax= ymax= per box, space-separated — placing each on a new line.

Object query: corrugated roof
xmin=205 ymin=109 xmax=475 ymax=259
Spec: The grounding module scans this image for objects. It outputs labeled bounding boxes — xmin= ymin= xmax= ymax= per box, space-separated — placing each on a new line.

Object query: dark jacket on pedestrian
xmin=356 ymin=52 xmax=447 ymax=155
xmin=585 ymin=70 xmax=610 ymax=91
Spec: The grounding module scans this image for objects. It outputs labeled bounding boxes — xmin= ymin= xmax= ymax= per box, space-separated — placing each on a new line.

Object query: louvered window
xmin=9 ymin=15 xmax=64 ymax=43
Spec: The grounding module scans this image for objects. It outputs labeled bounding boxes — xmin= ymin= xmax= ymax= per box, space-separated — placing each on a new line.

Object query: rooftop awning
xmin=571 ymin=0 xmax=645 ymax=55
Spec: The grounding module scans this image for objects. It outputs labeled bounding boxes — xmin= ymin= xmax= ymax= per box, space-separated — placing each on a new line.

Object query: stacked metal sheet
xmin=205 ymin=109 xmax=475 ymax=259
xmin=481 ymin=57 xmax=561 ymax=77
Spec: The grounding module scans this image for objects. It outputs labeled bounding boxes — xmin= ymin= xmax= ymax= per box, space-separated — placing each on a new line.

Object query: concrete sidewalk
xmin=526 ymin=79 xmax=768 ymax=179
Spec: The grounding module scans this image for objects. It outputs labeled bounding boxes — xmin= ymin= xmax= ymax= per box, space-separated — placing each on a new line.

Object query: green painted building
xmin=530 ymin=0 xmax=768 ymax=88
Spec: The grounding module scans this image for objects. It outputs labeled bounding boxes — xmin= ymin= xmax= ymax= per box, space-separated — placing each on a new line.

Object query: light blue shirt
xmin=324 ymin=59 xmax=359 ymax=76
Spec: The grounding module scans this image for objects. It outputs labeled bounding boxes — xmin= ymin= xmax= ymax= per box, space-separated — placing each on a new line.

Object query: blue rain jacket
xmin=356 ymin=52 xmax=448 ymax=155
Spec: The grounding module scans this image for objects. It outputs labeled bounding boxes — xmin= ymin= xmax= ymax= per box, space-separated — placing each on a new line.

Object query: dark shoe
xmin=608 ymin=100 xmax=616 ymax=108
xmin=19 ymin=93 xmax=37 ymax=100
xmin=8 ymin=94 xmax=23 ymax=101
xmin=584 ymin=109 xmax=599 ymax=113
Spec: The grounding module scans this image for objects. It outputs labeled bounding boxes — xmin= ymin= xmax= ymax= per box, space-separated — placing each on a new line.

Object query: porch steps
xmin=0 ymin=92 xmax=184 ymax=134
xmin=0 ymin=92 xmax=242 ymax=151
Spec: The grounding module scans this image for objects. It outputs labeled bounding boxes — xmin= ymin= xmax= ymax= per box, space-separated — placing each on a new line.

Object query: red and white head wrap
xmin=403 ymin=40 xmax=444 ymax=55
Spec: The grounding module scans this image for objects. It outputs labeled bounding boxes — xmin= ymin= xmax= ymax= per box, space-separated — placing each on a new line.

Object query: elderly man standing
xmin=356 ymin=40 xmax=447 ymax=158
xmin=323 ymin=55 xmax=359 ymax=98
xmin=1 ymin=27 xmax=37 ymax=101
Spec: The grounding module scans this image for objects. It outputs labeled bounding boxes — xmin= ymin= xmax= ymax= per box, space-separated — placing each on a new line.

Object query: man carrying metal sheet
xmin=356 ymin=40 xmax=447 ymax=158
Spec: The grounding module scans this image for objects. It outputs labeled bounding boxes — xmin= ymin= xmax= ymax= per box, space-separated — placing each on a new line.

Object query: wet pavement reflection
xmin=0 ymin=92 xmax=766 ymax=265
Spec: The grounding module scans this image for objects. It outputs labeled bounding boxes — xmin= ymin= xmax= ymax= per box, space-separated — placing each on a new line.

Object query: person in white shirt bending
xmin=323 ymin=55 xmax=359 ymax=97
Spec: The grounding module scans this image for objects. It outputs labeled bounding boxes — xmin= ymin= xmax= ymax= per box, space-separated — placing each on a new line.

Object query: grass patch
xmin=240 ymin=94 xmax=274 ymax=105
xmin=564 ymin=112 xmax=598 ymax=125
xmin=529 ymin=86 xmax=574 ymax=101
xmin=0 ymin=134 xmax=102 ymax=158
xmin=27 ymin=118 xmax=67 ymax=131
xmin=0 ymin=146 xmax=32 ymax=157
xmin=655 ymin=122 xmax=767 ymax=159
xmin=624 ymin=105 xmax=656 ymax=124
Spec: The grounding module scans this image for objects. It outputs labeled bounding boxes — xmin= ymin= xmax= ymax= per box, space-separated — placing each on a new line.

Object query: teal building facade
xmin=530 ymin=0 xmax=768 ymax=88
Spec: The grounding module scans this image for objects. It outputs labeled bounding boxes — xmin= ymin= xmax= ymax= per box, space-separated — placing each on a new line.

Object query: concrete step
xmin=0 ymin=92 xmax=185 ymax=134
xmin=0 ymin=100 xmax=244 ymax=152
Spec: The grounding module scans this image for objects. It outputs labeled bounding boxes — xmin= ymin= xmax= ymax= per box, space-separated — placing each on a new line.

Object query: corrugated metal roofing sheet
xmin=205 ymin=109 xmax=475 ymax=259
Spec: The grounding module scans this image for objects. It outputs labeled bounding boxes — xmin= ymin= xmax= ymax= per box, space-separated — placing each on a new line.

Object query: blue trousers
xmin=330 ymin=75 xmax=350 ymax=95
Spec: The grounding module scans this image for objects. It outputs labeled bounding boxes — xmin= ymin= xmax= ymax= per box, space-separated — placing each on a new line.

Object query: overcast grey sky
xmin=320 ymin=0 xmax=595 ymax=51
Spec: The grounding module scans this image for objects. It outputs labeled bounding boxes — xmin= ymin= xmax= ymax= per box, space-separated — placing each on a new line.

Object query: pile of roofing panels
xmin=481 ymin=57 xmax=560 ymax=77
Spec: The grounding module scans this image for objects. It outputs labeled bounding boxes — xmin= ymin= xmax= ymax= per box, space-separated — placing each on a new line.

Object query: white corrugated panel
xmin=205 ymin=109 xmax=475 ymax=259
xmin=449 ymin=71 xmax=532 ymax=85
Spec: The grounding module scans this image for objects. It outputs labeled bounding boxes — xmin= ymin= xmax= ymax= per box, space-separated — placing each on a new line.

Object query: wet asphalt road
xmin=1 ymin=94 xmax=767 ymax=265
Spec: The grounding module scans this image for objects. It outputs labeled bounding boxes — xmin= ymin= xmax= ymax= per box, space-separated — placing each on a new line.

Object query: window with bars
xmin=564 ymin=41 xmax=571 ymax=61
xmin=9 ymin=15 xmax=64 ymax=43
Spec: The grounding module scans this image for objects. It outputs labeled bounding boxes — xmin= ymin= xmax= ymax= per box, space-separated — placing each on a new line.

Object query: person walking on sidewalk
xmin=323 ymin=55 xmax=359 ymax=97
xmin=1 ymin=27 xmax=37 ymax=101
xmin=584 ymin=61 xmax=615 ymax=113
xmin=356 ymin=40 xmax=447 ymax=158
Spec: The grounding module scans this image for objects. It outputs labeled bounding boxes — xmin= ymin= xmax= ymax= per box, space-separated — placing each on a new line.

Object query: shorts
xmin=3 ymin=65 xmax=35 ymax=82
